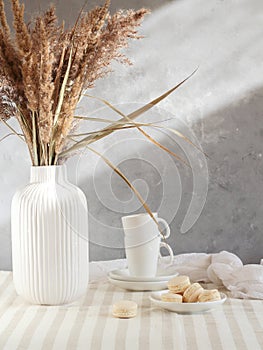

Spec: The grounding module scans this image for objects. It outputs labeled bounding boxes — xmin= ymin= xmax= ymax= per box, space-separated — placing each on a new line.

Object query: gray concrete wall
xmin=0 ymin=0 xmax=263 ymax=269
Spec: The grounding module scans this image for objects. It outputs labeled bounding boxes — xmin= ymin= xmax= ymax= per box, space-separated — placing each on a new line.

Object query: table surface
xmin=0 ymin=265 xmax=263 ymax=350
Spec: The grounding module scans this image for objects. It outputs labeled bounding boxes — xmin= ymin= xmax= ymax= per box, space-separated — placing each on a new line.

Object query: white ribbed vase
xmin=11 ymin=165 xmax=89 ymax=305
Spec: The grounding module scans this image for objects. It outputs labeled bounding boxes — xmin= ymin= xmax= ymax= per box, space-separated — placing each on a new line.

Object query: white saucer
xmin=149 ymin=290 xmax=227 ymax=314
xmin=108 ymin=277 xmax=169 ymax=291
xmin=108 ymin=267 xmax=178 ymax=282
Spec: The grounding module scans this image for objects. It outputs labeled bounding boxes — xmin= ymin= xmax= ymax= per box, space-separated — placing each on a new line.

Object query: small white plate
xmin=108 ymin=277 xmax=169 ymax=291
xmin=150 ymin=290 xmax=227 ymax=314
xmin=108 ymin=267 xmax=178 ymax=282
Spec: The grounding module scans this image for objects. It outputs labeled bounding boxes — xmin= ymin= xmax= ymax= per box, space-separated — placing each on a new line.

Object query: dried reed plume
xmin=0 ymin=0 xmax=197 ymax=224
xmin=0 ymin=0 xmax=149 ymax=165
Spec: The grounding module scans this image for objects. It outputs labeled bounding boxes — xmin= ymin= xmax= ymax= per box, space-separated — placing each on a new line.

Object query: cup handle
xmin=157 ymin=217 xmax=170 ymax=239
xmin=159 ymin=242 xmax=174 ymax=265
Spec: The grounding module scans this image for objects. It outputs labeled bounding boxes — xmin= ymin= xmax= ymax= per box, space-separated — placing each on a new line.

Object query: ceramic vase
xmin=11 ymin=165 xmax=89 ymax=305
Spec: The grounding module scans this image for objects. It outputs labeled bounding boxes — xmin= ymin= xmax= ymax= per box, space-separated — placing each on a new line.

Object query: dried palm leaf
xmin=59 ymin=71 xmax=196 ymax=158
xmin=86 ymin=145 xmax=165 ymax=239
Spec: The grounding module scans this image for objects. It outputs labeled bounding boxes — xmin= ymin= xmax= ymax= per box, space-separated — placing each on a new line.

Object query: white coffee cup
xmin=122 ymin=213 xmax=173 ymax=277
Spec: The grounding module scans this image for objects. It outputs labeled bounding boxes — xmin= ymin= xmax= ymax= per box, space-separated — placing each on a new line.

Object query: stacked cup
xmin=122 ymin=213 xmax=174 ymax=278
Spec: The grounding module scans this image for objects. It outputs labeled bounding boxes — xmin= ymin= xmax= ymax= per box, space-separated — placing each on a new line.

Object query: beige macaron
xmin=168 ymin=275 xmax=191 ymax=294
xmin=112 ymin=300 xmax=137 ymax=318
xmin=198 ymin=289 xmax=221 ymax=302
xmin=183 ymin=283 xmax=204 ymax=303
xmin=161 ymin=292 xmax=183 ymax=303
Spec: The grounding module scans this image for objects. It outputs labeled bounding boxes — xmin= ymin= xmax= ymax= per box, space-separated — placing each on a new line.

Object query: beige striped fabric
xmin=0 ymin=271 xmax=263 ymax=350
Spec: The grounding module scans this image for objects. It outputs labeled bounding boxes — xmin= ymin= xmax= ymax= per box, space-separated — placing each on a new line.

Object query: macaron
xmin=198 ymin=289 xmax=221 ymax=302
xmin=161 ymin=292 xmax=183 ymax=303
xmin=112 ymin=300 xmax=137 ymax=318
xmin=167 ymin=275 xmax=191 ymax=294
xmin=183 ymin=283 xmax=204 ymax=303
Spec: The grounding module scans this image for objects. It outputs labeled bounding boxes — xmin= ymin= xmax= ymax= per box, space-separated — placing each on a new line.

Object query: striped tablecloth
xmin=0 ymin=270 xmax=263 ymax=350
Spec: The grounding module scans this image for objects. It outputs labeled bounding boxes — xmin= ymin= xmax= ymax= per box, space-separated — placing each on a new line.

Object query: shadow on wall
xmin=1 ymin=85 xmax=262 ymax=270
xmin=1 ymin=86 xmax=263 ymax=270
xmin=0 ymin=230 xmax=12 ymax=271
xmin=80 ymin=86 xmax=263 ymax=265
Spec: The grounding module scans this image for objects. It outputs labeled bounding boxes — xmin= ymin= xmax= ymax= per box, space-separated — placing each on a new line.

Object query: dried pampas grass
xmin=0 ymin=0 xmax=197 ymax=226
xmin=0 ymin=0 xmax=149 ymax=165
